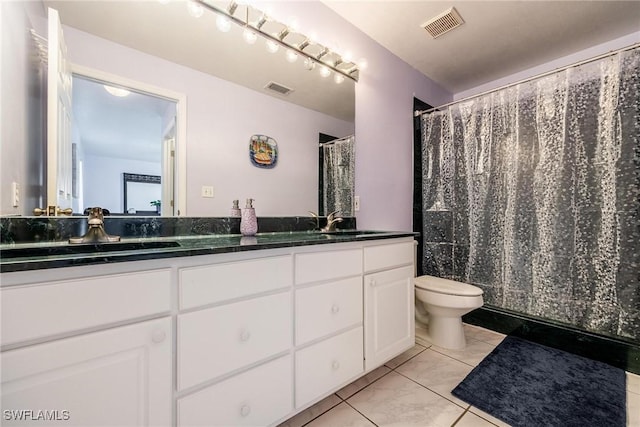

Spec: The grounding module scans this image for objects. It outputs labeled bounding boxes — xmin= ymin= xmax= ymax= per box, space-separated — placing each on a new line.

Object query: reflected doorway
xmin=71 ymin=74 xmax=177 ymax=215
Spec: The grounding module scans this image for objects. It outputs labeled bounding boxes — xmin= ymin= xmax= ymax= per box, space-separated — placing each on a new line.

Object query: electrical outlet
xmin=201 ymin=185 xmax=214 ymax=198
xmin=354 ymin=195 xmax=360 ymax=211
xmin=11 ymin=182 xmax=19 ymax=207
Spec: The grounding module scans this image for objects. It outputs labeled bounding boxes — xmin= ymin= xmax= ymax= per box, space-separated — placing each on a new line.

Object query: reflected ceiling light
xmin=334 ymin=74 xmax=345 ymax=84
xmin=191 ymin=0 xmax=360 ymax=83
xmin=243 ymin=28 xmax=257 ymax=44
xmin=216 ymin=15 xmax=231 ymax=32
xmin=187 ymin=1 xmax=204 ymax=18
xmin=266 ymin=40 xmax=279 ymax=53
xmin=285 ymin=49 xmax=298 ymax=63
xmin=319 ymin=66 xmax=331 ymax=78
xmin=103 ymin=85 xmax=130 ymax=97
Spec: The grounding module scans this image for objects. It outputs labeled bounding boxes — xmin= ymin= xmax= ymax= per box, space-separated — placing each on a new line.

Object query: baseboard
xmin=463 ymin=306 xmax=640 ymax=375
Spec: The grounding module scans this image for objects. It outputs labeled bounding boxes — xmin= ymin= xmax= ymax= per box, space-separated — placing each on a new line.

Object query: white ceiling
xmin=324 ymin=1 xmax=640 ymax=94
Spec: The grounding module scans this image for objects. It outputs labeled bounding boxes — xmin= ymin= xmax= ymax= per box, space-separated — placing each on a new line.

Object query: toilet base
xmin=428 ymin=315 xmax=466 ymax=350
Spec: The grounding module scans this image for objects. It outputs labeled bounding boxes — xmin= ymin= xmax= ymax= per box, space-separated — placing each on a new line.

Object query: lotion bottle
xmin=230 ymin=199 xmax=241 ymax=217
xmin=240 ymin=198 xmax=258 ymax=236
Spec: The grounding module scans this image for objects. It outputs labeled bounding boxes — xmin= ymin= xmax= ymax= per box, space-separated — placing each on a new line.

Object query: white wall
xmin=454 ymin=32 xmax=640 ymax=100
xmin=83 ymin=154 xmax=161 ymax=214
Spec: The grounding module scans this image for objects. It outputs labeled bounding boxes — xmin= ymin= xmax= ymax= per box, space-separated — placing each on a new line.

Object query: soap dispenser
xmin=240 ymin=198 xmax=258 ymax=236
xmin=230 ymin=199 xmax=241 ymax=217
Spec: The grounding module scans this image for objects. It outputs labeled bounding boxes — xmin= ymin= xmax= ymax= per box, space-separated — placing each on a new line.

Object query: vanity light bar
xmin=195 ymin=0 xmax=360 ymax=82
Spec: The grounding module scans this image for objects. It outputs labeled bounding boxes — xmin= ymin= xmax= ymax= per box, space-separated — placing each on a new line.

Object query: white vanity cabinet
xmin=1 ymin=236 xmax=416 ymax=427
xmin=363 ymin=241 xmax=415 ymax=370
xmin=0 ymin=267 xmax=173 ymax=427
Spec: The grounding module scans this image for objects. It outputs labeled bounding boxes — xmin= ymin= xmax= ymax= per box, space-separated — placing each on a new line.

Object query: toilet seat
xmin=414 ymin=275 xmax=483 ymax=297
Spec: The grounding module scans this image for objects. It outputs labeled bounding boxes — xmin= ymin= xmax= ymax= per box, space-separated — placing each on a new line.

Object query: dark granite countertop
xmin=0 ymin=230 xmax=417 ymax=273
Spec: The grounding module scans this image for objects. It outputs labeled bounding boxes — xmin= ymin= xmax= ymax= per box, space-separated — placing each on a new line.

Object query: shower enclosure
xmin=320 ymin=135 xmax=355 ymax=217
xmin=419 ymin=45 xmax=639 ymax=342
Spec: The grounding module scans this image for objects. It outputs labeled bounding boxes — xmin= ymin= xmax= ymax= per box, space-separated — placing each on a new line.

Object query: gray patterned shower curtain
xmin=420 ymin=46 xmax=639 ymax=342
xmin=322 ymin=135 xmax=355 ymax=217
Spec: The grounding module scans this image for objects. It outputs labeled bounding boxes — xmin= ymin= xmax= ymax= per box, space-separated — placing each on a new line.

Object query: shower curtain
xmin=420 ymin=46 xmax=639 ymax=342
xmin=322 ymin=135 xmax=355 ymax=216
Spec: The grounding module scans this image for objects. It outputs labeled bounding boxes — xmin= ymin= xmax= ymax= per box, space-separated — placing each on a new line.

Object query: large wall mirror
xmin=35 ymin=0 xmax=356 ymax=217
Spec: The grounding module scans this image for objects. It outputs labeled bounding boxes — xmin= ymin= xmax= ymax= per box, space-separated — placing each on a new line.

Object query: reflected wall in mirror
xmin=15 ymin=0 xmax=356 ymax=217
xmin=73 ymin=75 xmax=177 ymax=216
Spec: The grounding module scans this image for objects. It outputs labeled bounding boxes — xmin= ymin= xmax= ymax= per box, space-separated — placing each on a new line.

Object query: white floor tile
xmin=627 ymin=372 xmax=640 ymax=395
xmin=336 ymin=365 xmax=391 ymax=400
xmin=276 ymin=394 xmax=341 ymax=427
xmin=396 ymin=348 xmax=474 ymax=408
xmin=385 ymin=344 xmax=427 ymax=369
xmin=430 ymin=338 xmax=496 ymax=367
xmin=347 ymin=371 xmax=464 ymax=427
xmin=463 ymin=324 xmax=506 ymax=346
xmin=628 ymin=389 xmax=640 ymax=427
xmin=454 ymin=410 xmax=498 ymax=427
xmin=305 ymin=402 xmax=375 ymax=427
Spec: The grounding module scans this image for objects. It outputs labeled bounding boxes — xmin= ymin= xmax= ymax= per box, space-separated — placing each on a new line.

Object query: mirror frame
xmin=70 ymin=64 xmax=188 ymax=216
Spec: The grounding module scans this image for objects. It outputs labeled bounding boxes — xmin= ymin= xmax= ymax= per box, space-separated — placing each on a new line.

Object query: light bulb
xmin=343 ymin=51 xmax=353 ymax=63
xmin=334 ymin=74 xmax=345 ymax=84
xmin=158 ymin=0 xmax=170 ymax=4
xmin=303 ymin=57 xmax=315 ymax=71
xmin=358 ymin=58 xmax=368 ymax=70
xmin=187 ymin=1 xmax=204 ymax=18
xmin=216 ymin=15 xmax=231 ymax=32
xmin=266 ymin=40 xmax=279 ymax=53
xmin=103 ymin=85 xmax=130 ymax=97
xmin=285 ymin=49 xmax=298 ymax=63
xmin=319 ymin=66 xmax=331 ymax=78
xmin=243 ymin=28 xmax=257 ymax=44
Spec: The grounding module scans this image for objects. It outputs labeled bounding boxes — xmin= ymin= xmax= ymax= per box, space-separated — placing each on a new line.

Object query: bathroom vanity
xmin=0 ymin=232 xmax=415 ymax=426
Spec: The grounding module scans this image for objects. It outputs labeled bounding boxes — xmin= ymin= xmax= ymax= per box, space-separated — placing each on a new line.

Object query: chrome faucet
xmin=309 ymin=211 xmax=344 ymax=232
xmin=69 ymin=207 xmax=121 ymax=244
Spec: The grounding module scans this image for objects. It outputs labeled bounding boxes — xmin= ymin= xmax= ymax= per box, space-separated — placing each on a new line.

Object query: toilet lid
xmin=414 ymin=275 xmax=483 ymax=296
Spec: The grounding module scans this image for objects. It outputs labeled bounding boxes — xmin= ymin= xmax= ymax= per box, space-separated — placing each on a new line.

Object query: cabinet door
xmin=364 ymin=266 xmax=414 ymax=370
xmin=1 ymin=317 xmax=171 ymax=426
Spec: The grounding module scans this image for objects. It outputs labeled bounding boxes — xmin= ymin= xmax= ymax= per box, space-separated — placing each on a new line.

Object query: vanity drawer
xmin=1 ymin=269 xmax=171 ymax=347
xmin=179 ymin=255 xmax=292 ymax=310
xmin=295 ymin=327 xmax=363 ymax=408
xmin=364 ymin=241 xmax=414 ymax=272
xmin=295 ymin=249 xmax=362 ymax=285
xmin=178 ymin=355 xmax=292 ymax=427
xmin=295 ymin=277 xmax=362 ymax=345
xmin=177 ymin=292 xmax=291 ymax=390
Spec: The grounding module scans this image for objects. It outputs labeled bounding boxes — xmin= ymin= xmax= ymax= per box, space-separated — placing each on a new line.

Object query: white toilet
xmin=414 ymin=275 xmax=483 ymax=350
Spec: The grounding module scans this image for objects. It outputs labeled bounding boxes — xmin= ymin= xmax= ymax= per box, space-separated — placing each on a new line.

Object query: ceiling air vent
xmin=422 ymin=7 xmax=465 ymax=39
xmin=265 ymin=81 xmax=294 ymax=96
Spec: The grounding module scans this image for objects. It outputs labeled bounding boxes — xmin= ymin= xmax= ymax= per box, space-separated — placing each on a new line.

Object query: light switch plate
xmin=201 ymin=186 xmax=214 ymax=198
xmin=354 ymin=195 xmax=360 ymax=211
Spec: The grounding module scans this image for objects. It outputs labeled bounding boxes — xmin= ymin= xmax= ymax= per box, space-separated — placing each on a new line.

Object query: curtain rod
xmin=319 ymin=134 xmax=354 ymax=147
xmin=415 ymin=42 xmax=640 ymax=117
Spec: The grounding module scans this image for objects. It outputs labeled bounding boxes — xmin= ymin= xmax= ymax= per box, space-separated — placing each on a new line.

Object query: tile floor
xmin=278 ymin=323 xmax=640 ymax=427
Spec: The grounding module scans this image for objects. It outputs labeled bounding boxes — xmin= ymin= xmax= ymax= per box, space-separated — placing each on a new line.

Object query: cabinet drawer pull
xmin=240 ymin=404 xmax=251 ymax=417
xmin=151 ymin=329 xmax=166 ymax=344
xmin=239 ymin=329 xmax=251 ymax=342
xmin=331 ymin=304 xmax=340 ymax=314
xmin=331 ymin=360 xmax=340 ymax=371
